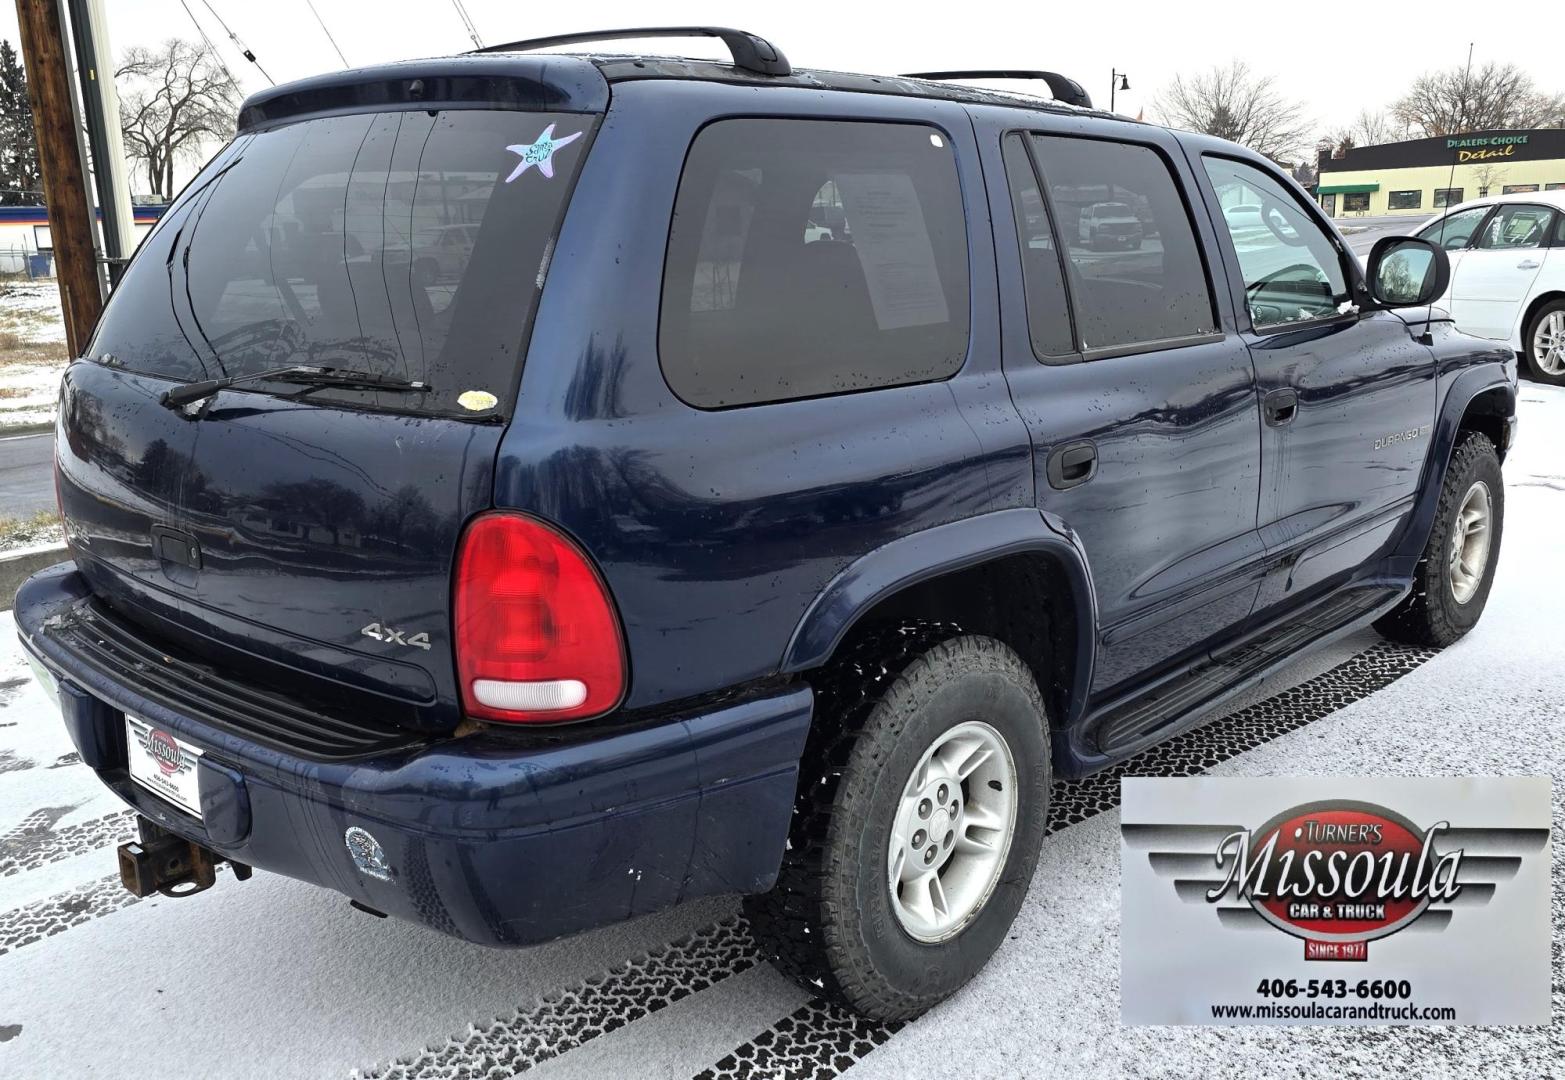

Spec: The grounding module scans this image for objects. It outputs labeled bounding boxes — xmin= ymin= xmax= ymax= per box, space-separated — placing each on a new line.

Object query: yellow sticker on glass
xmin=458 ymin=390 xmax=498 ymax=412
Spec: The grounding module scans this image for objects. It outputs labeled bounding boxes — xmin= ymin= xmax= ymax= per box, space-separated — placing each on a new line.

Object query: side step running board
xmin=1093 ymin=587 xmax=1399 ymax=754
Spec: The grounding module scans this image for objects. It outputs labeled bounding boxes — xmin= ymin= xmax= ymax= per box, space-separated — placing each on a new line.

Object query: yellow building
xmin=1316 ymin=129 xmax=1565 ymax=218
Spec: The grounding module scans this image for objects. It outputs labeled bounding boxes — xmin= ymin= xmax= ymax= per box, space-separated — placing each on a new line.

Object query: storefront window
xmin=1387 ymin=190 xmax=1422 ymax=210
xmin=1546 ymin=183 xmax=1565 ymax=192
xmin=1501 ymin=184 xmax=1540 ymax=194
xmin=1433 ymin=188 xmax=1463 ymax=208
xmin=1342 ymin=192 xmax=1371 ymax=212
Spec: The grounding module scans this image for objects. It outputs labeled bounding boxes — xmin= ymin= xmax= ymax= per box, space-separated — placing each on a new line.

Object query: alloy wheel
xmin=887 ymin=720 xmax=1018 ymax=943
xmin=1535 ymin=310 xmax=1565 ymax=376
xmin=1448 ymin=480 xmax=1492 ymax=605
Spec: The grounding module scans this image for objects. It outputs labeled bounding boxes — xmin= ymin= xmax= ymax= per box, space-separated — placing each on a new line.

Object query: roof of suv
xmin=237 ymin=28 xmax=1130 ymax=133
xmin=578 ymin=54 xmax=1117 ymax=120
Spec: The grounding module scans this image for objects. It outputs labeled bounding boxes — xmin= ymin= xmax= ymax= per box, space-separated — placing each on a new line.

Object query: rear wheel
xmin=1375 ymin=431 xmax=1503 ymax=647
xmin=1523 ymin=299 xmax=1565 ymax=386
xmin=745 ymin=631 xmax=1051 ymax=1022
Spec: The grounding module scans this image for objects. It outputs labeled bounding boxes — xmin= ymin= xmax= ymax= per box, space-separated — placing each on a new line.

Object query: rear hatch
xmin=58 ymin=59 xmax=604 ymax=734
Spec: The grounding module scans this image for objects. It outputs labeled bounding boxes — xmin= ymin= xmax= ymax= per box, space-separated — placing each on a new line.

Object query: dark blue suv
xmin=17 ymin=29 xmax=1517 ymax=1021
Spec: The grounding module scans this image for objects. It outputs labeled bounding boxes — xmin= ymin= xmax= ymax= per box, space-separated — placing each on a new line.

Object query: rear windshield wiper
xmin=161 ymin=366 xmax=432 ymax=409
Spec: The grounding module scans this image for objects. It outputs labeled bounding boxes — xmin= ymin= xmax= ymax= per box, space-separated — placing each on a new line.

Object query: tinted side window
xmin=1002 ymin=134 xmax=1073 ymax=358
xmin=1203 ymin=156 xmax=1348 ymax=329
xmin=660 ymin=119 xmax=969 ymax=408
xmin=1029 ymin=135 xmax=1215 ymax=352
xmin=1415 ymin=205 xmax=1491 ymax=249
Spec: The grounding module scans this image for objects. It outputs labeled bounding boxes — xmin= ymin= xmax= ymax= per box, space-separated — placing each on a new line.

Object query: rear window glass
xmin=90 ymin=110 xmax=594 ymax=418
xmin=660 ymin=118 xmax=969 ymax=408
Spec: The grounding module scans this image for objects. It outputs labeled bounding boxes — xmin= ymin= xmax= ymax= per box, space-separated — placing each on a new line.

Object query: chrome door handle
xmin=1517 ymin=259 xmax=1542 ymax=270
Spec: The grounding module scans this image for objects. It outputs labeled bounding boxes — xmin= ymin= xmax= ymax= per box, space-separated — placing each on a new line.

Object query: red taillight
xmin=453 ymin=512 xmax=626 ymax=723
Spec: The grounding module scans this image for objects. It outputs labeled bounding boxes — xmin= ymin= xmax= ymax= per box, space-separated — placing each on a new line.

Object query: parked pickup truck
xmin=17 ymin=28 xmax=1517 ymax=1022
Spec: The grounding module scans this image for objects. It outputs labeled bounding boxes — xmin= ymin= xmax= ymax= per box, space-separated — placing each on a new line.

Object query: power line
xmin=302 ymin=0 xmax=350 ymax=68
xmin=176 ymin=0 xmax=241 ymax=88
xmin=450 ymin=0 xmax=484 ymax=49
xmin=199 ymin=0 xmax=274 ymax=85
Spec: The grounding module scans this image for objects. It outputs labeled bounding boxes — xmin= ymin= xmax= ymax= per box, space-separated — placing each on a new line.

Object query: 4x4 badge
xmin=361 ymin=622 xmax=432 ymax=650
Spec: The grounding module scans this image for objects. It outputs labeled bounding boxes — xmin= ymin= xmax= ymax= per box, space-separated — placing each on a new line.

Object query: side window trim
xmin=1200 ymin=152 xmax=1358 ymax=338
xmin=1013 ymin=127 xmax=1225 ymax=363
xmin=1009 ymin=130 xmax=1083 ymax=365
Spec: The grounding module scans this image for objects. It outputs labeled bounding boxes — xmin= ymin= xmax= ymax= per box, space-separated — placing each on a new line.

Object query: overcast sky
xmin=2 ymin=0 xmax=1560 ymax=141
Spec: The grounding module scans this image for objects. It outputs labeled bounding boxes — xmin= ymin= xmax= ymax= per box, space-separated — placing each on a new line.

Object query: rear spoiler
xmin=236 ymin=55 xmax=609 ymax=133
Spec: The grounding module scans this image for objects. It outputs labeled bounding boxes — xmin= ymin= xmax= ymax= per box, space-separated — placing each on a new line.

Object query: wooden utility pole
xmin=14 ymin=0 xmax=103 ymax=357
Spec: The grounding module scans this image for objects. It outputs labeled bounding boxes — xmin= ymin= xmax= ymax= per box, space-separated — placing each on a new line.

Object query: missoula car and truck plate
xmin=125 ymin=716 xmax=204 ymax=819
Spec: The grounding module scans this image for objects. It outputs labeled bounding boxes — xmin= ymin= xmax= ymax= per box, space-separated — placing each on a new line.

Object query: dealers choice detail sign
xmin=1120 ymin=777 xmax=1550 ymax=1025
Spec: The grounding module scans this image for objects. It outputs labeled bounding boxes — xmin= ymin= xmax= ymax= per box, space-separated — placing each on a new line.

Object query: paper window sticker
xmin=831 ymin=171 xmax=950 ymax=331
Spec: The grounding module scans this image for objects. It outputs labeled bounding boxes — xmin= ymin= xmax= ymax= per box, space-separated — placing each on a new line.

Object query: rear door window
xmin=1474 ymin=204 xmax=1553 ymax=249
xmin=91 ymin=110 xmax=595 ymax=418
xmin=1028 ymin=135 xmax=1216 ymax=353
xmin=659 ymin=118 xmax=970 ymax=408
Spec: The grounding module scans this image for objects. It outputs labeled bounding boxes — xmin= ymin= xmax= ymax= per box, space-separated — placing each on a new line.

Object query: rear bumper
xmin=16 ymin=563 xmax=812 ymax=946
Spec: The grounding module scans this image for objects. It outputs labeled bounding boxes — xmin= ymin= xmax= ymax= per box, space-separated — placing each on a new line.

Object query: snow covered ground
xmin=0 ymin=281 xmax=68 ymax=432
xmin=0 ymin=386 xmax=1561 ymax=1078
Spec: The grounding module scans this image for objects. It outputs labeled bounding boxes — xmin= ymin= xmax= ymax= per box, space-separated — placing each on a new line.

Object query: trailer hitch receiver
xmin=116 ymin=816 xmax=252 ymax=898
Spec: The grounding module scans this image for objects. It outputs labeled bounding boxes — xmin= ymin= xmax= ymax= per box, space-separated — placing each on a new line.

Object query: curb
xmin=0 ymin=542 xmax=67 ymax=612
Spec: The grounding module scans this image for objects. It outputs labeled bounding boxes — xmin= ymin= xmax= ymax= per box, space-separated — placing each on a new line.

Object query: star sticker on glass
xmin=504 ymin=124 xmax=583 ymax=182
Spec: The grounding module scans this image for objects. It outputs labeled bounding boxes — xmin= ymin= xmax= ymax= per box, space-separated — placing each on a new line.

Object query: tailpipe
xmin=116 ymin=816 xmax=252 ymax=898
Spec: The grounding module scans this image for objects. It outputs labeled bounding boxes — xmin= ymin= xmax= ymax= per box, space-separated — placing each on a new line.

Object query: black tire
xmin=1522 ymin=297 xmax=1565 ymax=386
xmin=745 ymin=628 xmax=1051 ymax=1021
xmin=1375 ymin=431 xmax=1503 ymax=647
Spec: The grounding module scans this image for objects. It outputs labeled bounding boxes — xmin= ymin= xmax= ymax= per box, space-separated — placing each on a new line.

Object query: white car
xmin=1410 ymin=190 xmax=1565 ymax=385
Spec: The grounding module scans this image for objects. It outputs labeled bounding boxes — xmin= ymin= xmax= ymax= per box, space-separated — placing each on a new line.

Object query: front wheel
xmin=1375 ymin=431 xmax=1504 ymax=647
xmin=1523 ymin=299 xmax=1565 ymax=386
xmin=746 ymin=633 xmax=1051 ymax=1022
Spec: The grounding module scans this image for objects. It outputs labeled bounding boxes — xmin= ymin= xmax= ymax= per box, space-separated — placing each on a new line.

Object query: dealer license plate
xmin=125 ymin=716 xmax=204 ymax=818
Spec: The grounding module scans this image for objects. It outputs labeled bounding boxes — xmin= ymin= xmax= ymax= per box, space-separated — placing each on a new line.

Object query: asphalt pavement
xmin=0 ymin=432 xmax=54 ymax=519
xmin=1338 ymin=213 xmax=1427 ymax=258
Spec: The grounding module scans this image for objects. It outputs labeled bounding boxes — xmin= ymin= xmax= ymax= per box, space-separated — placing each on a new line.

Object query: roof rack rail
xmin=475 ymin=26 xmax=791 ymax=77
xmin=901 ymin=70 xmax=1093 ymax=110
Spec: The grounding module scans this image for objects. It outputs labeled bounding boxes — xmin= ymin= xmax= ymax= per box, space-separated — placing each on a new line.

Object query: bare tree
xmin=1470 ymin=161 xmax=1508 ymax=196
xmin=1351 ymin=109 xmax=1405 ymax=145
xmin=1156 ymin=61 xmax=1311 ymax=162
xmin=1393 ymin=61 xmax=1565 ymax=137
xmin=116 ymin=38 xmax=241 ymax=199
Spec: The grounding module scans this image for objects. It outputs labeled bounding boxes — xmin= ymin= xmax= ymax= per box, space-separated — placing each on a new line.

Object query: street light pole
xmin=1110 ymin=69 xmax=1131 ymax=114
